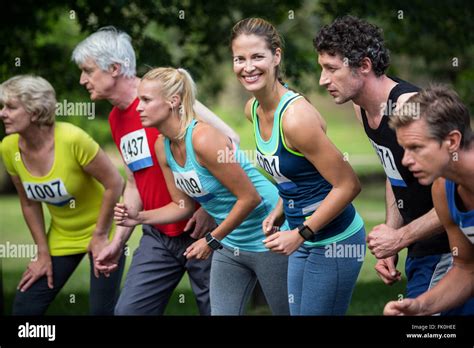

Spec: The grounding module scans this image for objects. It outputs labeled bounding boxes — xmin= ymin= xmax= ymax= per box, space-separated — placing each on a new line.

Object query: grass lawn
xmin=1 ymin=183 xmax=406 ymax=316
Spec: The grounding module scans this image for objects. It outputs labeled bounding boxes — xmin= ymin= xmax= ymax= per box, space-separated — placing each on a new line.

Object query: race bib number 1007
xmin=23 ymin=179 xmax=73 ymax=206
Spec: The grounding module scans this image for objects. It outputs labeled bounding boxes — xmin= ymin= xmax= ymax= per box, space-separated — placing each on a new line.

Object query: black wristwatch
xmin=205 ymin=232 xmax=223 ymax=250
xmin=297 ymin=224 xmax=314 ymax=241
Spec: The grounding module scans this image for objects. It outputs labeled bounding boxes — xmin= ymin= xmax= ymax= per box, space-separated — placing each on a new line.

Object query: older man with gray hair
xmin=72 ymin=26 xmax=239 ymax=315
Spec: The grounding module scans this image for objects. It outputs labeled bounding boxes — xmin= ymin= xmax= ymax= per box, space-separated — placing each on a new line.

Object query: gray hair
xmin=72 ymin=26 xmax=136 ymax=78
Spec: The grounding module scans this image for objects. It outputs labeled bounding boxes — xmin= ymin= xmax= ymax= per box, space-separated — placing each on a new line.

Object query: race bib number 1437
xmin=120 ymin=129 xmax=153 ymax=171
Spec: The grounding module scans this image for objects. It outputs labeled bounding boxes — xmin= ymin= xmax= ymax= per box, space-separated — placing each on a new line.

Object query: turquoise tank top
xmin=164 ymin=119 xmax=288 ymax=252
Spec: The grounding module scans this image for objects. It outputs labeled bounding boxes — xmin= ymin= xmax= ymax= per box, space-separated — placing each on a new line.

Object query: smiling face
xmin=79 ymin=58 xmax=116 ymax=101
xmin=136 ymin=79 xmax=172 ymax=128
xmin=318 ymin=52 xmax=364 ymax=104
xmin=0 ymin=98 xmax=34 ymax=135
xmin=396 ymin=119 xmax=452 ymax=185
xmin=231 ymin=34 xmax=281 ymax=93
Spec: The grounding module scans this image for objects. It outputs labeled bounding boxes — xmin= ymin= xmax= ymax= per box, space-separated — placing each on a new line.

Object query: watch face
xmin=209 ymin=239 xmax=219 ymax=249
xmin=206 ymin=234 xmax=222 ymax=250
xmin=298 ymin=226 xmax=314 ymax=241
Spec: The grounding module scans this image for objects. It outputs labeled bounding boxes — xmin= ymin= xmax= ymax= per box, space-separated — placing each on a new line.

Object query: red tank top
xmin=109 ymin=98 xmax=188 ymax=236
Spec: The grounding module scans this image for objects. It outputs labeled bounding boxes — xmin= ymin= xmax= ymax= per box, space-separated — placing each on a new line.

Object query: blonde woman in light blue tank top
xmin=113 ymin=67 xmax=290 ymax=315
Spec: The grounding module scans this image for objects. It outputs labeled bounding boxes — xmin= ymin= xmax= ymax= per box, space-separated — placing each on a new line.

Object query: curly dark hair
xmin=314 ymin=15 xmax=390 ymax=77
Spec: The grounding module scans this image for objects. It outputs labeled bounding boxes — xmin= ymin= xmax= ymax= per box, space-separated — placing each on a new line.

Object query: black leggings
xmin=12 ymin=252 xmax=125 ymax=315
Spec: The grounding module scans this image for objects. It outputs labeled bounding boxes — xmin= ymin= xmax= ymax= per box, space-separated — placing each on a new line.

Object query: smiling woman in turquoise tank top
xmin=231 ymin=18 xmax=366 ymax=315
xmin=113 ymin=67 xmax=290 ymax=315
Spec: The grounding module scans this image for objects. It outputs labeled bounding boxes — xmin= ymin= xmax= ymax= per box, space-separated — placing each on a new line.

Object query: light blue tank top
xmin=164 ymin=119 xmax=287 ymax=252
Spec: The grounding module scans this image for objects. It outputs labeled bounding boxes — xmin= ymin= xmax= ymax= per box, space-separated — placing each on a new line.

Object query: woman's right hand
xmin=262 ymin=210 xmax=285 ymax=236
xmin=114 ymin=203 xmax=141 ymax=227
xmin=18 ymin=254 xmax=53 ymax=292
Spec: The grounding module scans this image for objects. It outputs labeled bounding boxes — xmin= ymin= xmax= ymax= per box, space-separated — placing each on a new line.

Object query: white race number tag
xmin=369 ymin=139 xmax=407 ymax=187
xmin=256 ymin=152 xmax=296 ymax=189
xmin=23 ymin=179 xmax=73 ymax=206
xmin=173 ymin=170 xmax=214 ymax=202
xmin=120 ymin=129 xmax=153 ymax=171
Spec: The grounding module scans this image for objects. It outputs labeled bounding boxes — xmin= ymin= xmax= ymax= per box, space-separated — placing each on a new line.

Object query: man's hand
xmin=184 ymin=207 xmax=217 ymax=239
xmin=18 ymin=254 xmax=53 ymax=292
xmin=88 ymin=235 xmax=109 ymax=278
xmin=384 ymin=298 xmax=423 ymax=316
xmin=374 ymin=254 xmax=402 ymax=285
xmin=183 ymin=238 xmax=213 ymax=260
xmin=367 ymin=224 xmax=404 ymax=259
xmin=95 ymin=240 xmax=124 ymax=277
xmin=114 ymin=203 xmax=141 ymax=227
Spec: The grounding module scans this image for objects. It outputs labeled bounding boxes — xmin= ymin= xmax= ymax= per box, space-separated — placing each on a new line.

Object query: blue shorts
xmin=405 ymin=252 xmax=474 ymax=315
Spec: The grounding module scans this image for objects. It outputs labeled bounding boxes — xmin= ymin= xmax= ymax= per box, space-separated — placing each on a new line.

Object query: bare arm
xmin=418 ymin=178 xmax=474 ymax=312
xmin=10 ymin=175 xmax=53 ymax=291
xmin=135 ymin=136 xmax=196 ymax=225
xmin=83 ymin=149 xmax=124 ymax=239
xmin=385 ymin=178 xmax=474 ymax=315
xmin=11 ymin=175 xmax=48 ymax=257
xmin=83 ymin=149 xmax=124 ymax=277
xmin=385 ymin=179 xmax=404 ymax=228
xmin=95 ymin=165 xmax=142 ymax=275
xmin=110 ymin=165 xmax=142 ymax=248
xmin=192 ymin=123 xmax=261 ymax=240
xmin=194 ymin=100 xmax=240 ymax=144
xmin=264 ymin=100 xmax=361 ymax=255
xmin=285 ymin=100 xmax=361 ymax=233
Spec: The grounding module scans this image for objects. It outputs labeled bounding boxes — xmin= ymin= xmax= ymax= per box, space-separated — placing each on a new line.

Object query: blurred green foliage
xmin=1 ymin=0 xmax=473 ymax=144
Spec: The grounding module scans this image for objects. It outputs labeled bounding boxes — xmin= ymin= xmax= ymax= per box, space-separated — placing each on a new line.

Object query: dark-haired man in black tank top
xmin=314 ymin=15 xmax=474 ymax=315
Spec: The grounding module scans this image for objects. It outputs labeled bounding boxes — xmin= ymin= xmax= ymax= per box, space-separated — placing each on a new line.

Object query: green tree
xmin=315 ymin=0 xmax=474 ymax=113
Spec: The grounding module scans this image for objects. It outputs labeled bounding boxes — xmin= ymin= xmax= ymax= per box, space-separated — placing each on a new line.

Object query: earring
xmin=179 ymin=104 xmax=184 ymax=116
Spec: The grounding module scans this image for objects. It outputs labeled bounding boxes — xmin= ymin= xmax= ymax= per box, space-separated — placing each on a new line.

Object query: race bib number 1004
xmin=120 ymin=129 xmax=153 ymax=171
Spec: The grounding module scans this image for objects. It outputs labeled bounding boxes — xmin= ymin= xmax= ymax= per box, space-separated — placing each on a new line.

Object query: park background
xmin=0 ymin=0 xmax=473 ymax=315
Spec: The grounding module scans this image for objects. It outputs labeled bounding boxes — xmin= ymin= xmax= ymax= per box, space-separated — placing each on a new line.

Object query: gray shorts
xmin=210 ymin=244 xmax=289 ymax=315
xmin=115 ymin=225 xmax=211 ymax=315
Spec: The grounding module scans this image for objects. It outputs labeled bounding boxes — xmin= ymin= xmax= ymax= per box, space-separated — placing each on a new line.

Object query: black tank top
xmin=361 ymin=76 xmax=450 ymax=257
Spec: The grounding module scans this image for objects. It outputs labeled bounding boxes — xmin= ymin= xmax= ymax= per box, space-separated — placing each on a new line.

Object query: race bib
xmin=120 ymin=129 xmax=153 ymax=171
xmin=23 ymin=179 xmax=74 ymax=206
xmin=369 ymin=139 xmax=407 ymax=187
xmin=256 ymin=152 xmax=296 ymax=189
xmin=173 ymin=170 xmax=214 ymax=203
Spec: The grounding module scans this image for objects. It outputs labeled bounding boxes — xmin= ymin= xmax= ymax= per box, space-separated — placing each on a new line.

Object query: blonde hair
xmin=0 ymin=75 xmax=56 ymax=126
xmin=142 ymin=67 xmax=196 ymax=140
